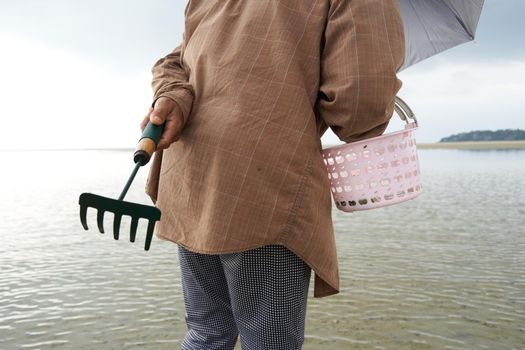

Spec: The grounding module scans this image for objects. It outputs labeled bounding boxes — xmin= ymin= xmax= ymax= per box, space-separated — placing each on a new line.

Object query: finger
xmin=156 ymin=114 xmax=183 ymax=150
xmin=149 ymin=113 xmax=164 ymax=126
xmin=157 ymin=131 xmax=180 ymax=150
xmin=150 ymin=98 xmax=173 ymax=125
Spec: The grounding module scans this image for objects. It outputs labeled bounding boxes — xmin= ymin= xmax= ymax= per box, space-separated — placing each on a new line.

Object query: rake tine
xmin=113 ymin=214 xmax=122 ymax=240
xmin=97 ymin=209 xmax=105 ymax=234
xmin=145 ymin=220 xmax=155 ymax=251
xmin=130 ymin=217 xmax=139 ymax=243
xmin=80 ymin=205 xmax=89 ymax=230
xmin=79 ymin=191 xmax=160 ymax=249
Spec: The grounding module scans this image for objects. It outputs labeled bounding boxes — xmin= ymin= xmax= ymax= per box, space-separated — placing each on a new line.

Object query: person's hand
xmin=140 ymin=96 xmax=185 ymax=151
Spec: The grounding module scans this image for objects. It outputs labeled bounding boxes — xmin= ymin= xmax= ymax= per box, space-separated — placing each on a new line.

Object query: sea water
xmin=0 ymin=149 xmax=523 ymax=349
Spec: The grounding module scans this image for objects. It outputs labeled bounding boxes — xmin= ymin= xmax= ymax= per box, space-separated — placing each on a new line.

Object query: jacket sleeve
xmin=151 ymin=42 xmax=195 ymax=126
xmin=317 ymin=0 xmax=405 ymax=143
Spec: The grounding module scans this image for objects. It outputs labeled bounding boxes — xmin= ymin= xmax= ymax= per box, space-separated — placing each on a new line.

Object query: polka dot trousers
xmin=177 ymin=244 xmax=312 ymax=350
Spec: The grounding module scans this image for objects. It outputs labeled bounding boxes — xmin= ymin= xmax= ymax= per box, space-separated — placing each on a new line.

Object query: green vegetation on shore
xmin=418 ymin=141 xmax=525 ymax=149
xmin=440 ymin=129 xmax=525 ymax=142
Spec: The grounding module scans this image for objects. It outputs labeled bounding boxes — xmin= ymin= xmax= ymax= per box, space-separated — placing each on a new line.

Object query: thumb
xmin=150 ymin=97 xmax=173 ymax=125
xmin=149 ymin=112 xmax=164 ymax=125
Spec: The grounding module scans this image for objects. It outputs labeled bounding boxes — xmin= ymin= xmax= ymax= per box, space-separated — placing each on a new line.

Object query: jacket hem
xmin=155 ymin=230 xmax=339 ymax=298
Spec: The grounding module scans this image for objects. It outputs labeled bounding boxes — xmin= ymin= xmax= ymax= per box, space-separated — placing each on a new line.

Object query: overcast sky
xmin=0 ymin=0 xmax=523 ymax=149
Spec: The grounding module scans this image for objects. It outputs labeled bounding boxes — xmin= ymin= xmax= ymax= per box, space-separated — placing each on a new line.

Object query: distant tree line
xmin=440 ymin=129 xmax=525 ymax=142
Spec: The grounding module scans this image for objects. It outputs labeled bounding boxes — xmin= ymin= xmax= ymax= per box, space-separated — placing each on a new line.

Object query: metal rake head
xmin=79 ymin=193 xmax=161 ymax=251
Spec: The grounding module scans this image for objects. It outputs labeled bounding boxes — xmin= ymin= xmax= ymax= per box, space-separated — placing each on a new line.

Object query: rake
xmin=78 ymin=121 xmax=164 ymax=251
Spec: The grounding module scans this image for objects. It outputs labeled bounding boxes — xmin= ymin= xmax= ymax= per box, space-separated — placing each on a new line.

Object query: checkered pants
xmin=177 ymin=244 xmax=312 ymax=350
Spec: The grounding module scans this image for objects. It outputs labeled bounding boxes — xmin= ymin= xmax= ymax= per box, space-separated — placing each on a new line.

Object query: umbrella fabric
xmin=398 ymin=0 xmax=484 ymax=70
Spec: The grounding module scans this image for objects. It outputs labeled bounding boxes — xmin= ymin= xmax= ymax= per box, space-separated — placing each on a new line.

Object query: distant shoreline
xmin=417 ymin=141 xmax=525 ymax=149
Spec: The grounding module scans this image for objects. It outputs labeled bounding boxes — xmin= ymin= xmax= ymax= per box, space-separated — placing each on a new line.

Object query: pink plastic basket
xmin=321 ymin=96 xmax=422 ymax=212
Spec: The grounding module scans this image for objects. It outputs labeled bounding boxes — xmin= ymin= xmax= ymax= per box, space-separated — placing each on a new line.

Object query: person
xmin=141 ymin=1 xmax=405 ymax=349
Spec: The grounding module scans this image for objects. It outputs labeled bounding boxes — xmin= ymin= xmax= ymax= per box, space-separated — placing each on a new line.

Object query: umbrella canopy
xmin=398 ymin=0 xmax=485 ymax=71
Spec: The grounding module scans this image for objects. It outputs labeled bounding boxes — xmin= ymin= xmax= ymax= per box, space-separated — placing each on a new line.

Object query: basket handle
xmin=394 ymin=96 xmax=418 ymax=127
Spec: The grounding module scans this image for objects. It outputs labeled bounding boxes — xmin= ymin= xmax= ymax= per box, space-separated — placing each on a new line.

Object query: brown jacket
xmin=146 ymin=0 xmax=405 ymax=297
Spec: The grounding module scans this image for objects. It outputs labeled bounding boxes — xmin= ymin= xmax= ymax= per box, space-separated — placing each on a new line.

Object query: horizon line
xmin=3 ymin=140 xmax=525 ymax=152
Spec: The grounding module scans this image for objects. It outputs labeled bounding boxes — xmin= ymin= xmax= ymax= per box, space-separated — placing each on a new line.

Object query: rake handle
xmin=134 ymin=121 xmax=165 ymax=165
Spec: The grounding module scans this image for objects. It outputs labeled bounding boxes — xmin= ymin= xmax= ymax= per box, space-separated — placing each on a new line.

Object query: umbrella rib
xmin=454 ymin=14 xmax=474 ymax=40
xmin=471 ymin=0 xmax=485 ymax=37
xmin=441 ymin=2 xmax=475 ymax=39
xmin=406 ymin=0 xmax=437 ymax=53
xmin=442 ymin=0 xmax=485 ymax=39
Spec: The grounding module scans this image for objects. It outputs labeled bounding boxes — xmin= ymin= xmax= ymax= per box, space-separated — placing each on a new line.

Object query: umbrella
xmin=397 ymin=0 xmax=485 ymax=71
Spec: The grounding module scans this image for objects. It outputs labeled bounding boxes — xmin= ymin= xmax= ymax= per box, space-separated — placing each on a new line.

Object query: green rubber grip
xmin=133 ymin=121 xmax=165 ymax=165
xmin=140 ymin=121 xmax=165 ymax=144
